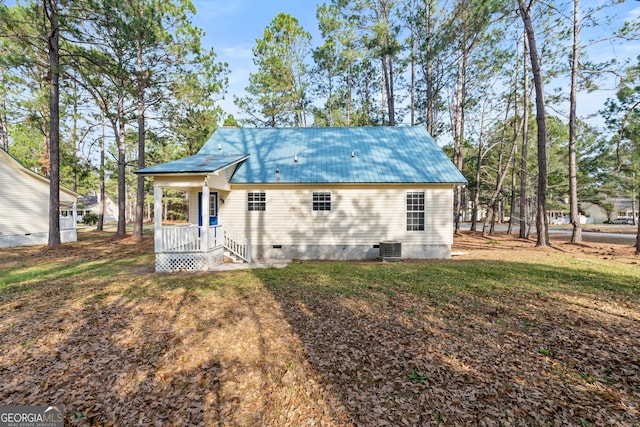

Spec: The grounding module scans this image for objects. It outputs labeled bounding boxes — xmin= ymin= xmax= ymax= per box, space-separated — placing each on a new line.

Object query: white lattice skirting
xmin=155 ymin=247 xmax=224 ymax=272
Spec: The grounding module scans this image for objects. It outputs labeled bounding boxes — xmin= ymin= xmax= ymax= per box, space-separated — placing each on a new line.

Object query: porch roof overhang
xmin=135 ymin=153 xmax=249 ymax=176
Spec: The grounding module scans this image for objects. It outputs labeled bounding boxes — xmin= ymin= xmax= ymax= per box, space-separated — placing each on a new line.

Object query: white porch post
xmin=154 ymin=185 xmax=163 ymax=253
xmin=201 ymin=182 xmax=210 ymax=252
xmin=72 ymin=201 xmax=77 ymax=229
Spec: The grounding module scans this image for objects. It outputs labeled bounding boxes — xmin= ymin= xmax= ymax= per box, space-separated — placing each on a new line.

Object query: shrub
xmin=82 ymin=211 xmax=99 ymax=225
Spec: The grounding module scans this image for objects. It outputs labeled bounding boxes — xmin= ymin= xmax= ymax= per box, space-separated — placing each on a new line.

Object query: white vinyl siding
xmin=219 ymin=185 xmax=454 ymax=247
xmin=0 ymin=150 xmax=76 ymax=237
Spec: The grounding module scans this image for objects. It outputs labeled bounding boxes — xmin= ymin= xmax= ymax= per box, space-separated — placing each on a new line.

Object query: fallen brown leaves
xmin=0 ymin=231 xmax=638 ymax=426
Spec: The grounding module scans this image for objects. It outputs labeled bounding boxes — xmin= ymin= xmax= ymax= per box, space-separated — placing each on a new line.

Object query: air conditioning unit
xmin=379 ymin=240 xmax=402 ymax=261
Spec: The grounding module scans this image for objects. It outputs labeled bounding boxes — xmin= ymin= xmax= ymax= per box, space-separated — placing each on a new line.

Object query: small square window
xmin=248 ymin=191 xmax=266 ymax=211
xmin=312 ymin=192 xmax=331 ymax=211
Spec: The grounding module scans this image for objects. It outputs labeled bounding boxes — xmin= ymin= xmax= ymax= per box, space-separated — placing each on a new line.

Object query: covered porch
xmin=136 ymin=151 xmax=251 ymax=273
xmin=152 ymin=183 xmax=251 ymax=272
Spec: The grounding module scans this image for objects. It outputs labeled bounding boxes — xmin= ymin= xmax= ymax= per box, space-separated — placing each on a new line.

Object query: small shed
xmin=136 ymin=127 xmax=467 ymax=272
xmin=0 ymin=147 xmax=79 ymax=247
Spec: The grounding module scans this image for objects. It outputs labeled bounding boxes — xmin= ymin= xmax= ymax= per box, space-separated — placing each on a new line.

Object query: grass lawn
xmin=0 ymin=231 xmax=638 ymax=426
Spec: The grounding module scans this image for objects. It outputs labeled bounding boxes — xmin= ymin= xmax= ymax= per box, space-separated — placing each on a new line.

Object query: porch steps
xmin=223 ymin=227 xmax=251 ymax=263
xmin=224 ymin=250 xmax=246 ymax=264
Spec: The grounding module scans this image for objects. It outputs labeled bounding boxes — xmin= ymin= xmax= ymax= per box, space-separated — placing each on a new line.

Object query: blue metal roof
xmin=137 ymin=127 xmax=467 ymax=184
xmin=136 ymin=153 xmax=249 ymax=175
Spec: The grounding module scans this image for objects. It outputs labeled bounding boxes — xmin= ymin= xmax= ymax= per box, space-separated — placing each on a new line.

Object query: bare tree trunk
xmin=116 ymin=93 xmax=127 ymax=236
xmin=482 ymin=127 xmax=521 ymax=237
xmin=97 ymin=112 xmax=105 ymax=231
xmin=410 ymin=35 xmax=416 ymax=126
xmin=636 ymin=193 xmax=640 ymax=254
xmin=133 ymin=42 xmax=145 ymax=239
xmin=423 ymin=0 xmax=435 ymax=135
xmin=519 ymin=0 xmax=549 ymax=247
xmin=471 ymin=101 xmax=488 ymax=232
xmin=46 ymin=0 xmax=61 ymax=246
xmin=453 ymin=49 xmax=467 ymax=235
xmin=426 ymin=58 xmax=434 ymax=134
xmin=508 ymin=50 xmax=520 ymax=236
xmin=346 ymin=66 xmax=352 ymax=126
xmin=381 ymin=56 xmax=395 ymax=125
xmin=519 ymin=33 xmax=530 ymax=239
xmin=387 ymin=56 xmax=395 ymax=126
xmin=328 ymin=67 xmax=334 ymax=126
xmin=569 ymin=0 xmax=582 ymax=243
xmin=508 ymin=162 xmax=517 ymax=235
xmin=0 ymin=72 xmax=8 ymax=152
xmin=71 ymin=78 xmax=78 ymax=193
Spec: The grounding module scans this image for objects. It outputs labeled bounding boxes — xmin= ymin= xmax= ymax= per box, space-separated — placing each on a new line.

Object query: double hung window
xmin=247 ymin=191 xmax=266 ymax=211
xmin=406 ymin=192 xmax=425 ymax=231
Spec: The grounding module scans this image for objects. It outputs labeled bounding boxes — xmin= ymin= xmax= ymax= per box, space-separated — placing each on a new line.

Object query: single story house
xmin=582 ymin=199 xmax=638 ymax=224
xmin=0 ymin=147 xmax=79 ymax=248
xmin=136 ymin=127 xmax=467 ymax=272
xmin=60 ymin=193 xmax=119 ymax=223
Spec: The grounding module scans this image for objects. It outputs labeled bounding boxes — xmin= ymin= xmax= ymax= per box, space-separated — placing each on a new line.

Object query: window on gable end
xmin=248 ymin=191 xmax=266 ymax=211
xmin=312 ymin=191 xmax=332 ymax=211
xmin=406 ymin=191 xmax=425 ymax=231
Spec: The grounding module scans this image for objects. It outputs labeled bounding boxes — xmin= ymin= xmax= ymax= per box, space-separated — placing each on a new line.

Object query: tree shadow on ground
xmin=0 ymin=258 xmax=349 ymax=425
xmin=1 ymin=235 xmax=638 ymax=425
xmin=254 ymin=260 xmax=640 ymax=425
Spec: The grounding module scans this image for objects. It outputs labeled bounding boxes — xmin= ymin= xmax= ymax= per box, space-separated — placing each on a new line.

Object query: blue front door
xmin=198 ymin=191 xmax=218 ymax=226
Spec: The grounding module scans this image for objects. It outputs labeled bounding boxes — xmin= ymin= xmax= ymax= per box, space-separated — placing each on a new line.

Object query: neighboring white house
xmin=582 ymin=199 xmax=638 ymax=223
xmin=136 ymin=127 xmax=467 ymax=272
xmin=60 ymin=193 xmax=119 ymax=223
xmin=0 ymin=147 xmax=79 ymax=248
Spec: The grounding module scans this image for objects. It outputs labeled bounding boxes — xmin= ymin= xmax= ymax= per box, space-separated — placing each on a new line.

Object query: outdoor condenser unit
xmin=379 ymin=240 xmax=402 ymax=261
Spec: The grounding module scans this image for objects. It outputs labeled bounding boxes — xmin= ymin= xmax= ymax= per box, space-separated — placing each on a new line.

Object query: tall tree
xmin=1 ymin=1 xmax=91 ymax=245
xmin=519 ymin=33 xmax=530 ymax=239
xmin=568 ymin=0 xmax=582 ymax=243
xmin=518 ymin=0 xmax=549 ymax=247
xmin=69 ymin=0 xmax=226 ymax=235
xmin=404 ymin=0 xmax=451 ymax=135
xmin=446 ymin=0 xmax=504 ymax=234
xmin=0 ymin=40 xmax=10 ymax=152
xmin=312 ymin=3 xmax=342 ymax=126
xmin=325 ymin=0 xmax=402 ymax=126
xmin=236 ymin=13 xmax=311 ymax=127
xmin=602 ymin=57 xmax=640 ymax=253
xmin=45 ymin=0 xmax=62 ymax=245
xmin=0 ymin=3 xmax=54 ymax=175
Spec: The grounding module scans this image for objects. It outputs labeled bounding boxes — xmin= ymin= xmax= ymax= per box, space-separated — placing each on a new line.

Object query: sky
xmin=3 ymin=0 xmax=640 ymax=126
xmin=191 ymin=0 xmax=322 ymax=122
xmin=190 ymin=0 xmax=640 ymax=127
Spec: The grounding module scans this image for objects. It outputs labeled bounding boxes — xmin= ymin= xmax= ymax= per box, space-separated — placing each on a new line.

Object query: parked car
xmin=610 ymin=217 xmax=635 ymax=225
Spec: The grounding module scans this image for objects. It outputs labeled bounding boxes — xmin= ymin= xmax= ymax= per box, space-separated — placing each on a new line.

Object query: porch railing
xmin=158 ymin=224 xmax=250 ymax=263
xmin=224 ymin=227 xmax=251 ymax=262
xmin=160 ymin=224 xmax=223 ymax=253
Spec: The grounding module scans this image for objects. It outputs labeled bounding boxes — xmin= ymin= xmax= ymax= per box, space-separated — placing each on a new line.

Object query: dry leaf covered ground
xmin=0 ymin=228 xmax=638 ymax=426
